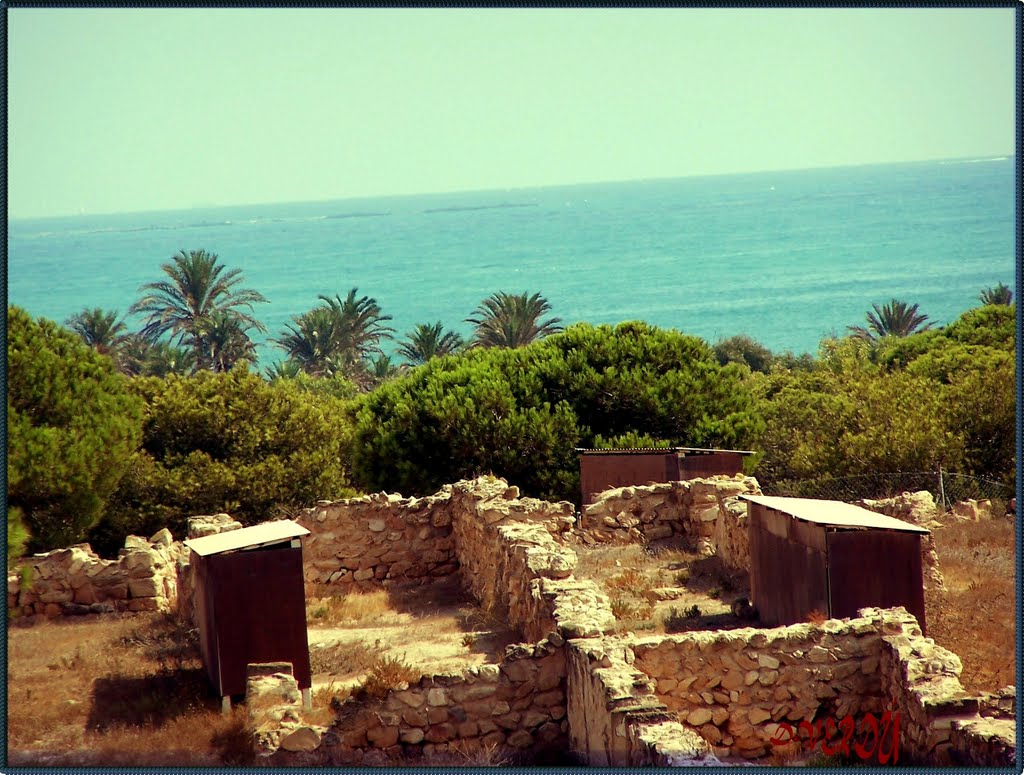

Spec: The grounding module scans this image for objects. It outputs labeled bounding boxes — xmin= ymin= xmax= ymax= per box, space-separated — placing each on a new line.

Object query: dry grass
xmin=7 ymin=612 xmax=256 ymax=767
xmin=357 ymin=655 xmax=423 ymax=699
xmin=305 ymin=588 xmax=394 ymax=627
xmin=309 ymin=640 xmax=379 ymax=676
xmin=573 ymin=541 xmax=750 ymax=634
xmin=925 ymin=515 xmax=1016 ymax=694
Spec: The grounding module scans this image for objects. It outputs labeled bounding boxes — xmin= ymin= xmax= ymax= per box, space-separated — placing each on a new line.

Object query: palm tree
xmin=847 ymin=299 xmax=933 ymax=341
xmin=273 ymin=307 xmax=339 ymax=376
xmin=65 ymin=308 xmax=129 ymax=357
xmin=129 ymin=249 xmax=268 ymax=365
xmin=397 ymin=322 xmax=465 ymax=365
xmin=465 ymin=291 xmax=563 ymax=348
xmin=119 ymin=335 xmax=196 ymax=377
xmin=979 ymin=283 xmax=1013 ymax=306
xmin=364 ymin=354 xmax=405 ymax=389
xmin=264 ymin=359 xmax=302 ymax=381
xmin=317 ymin=289 xmax=395 ymax=362
xmin=193 ymin=310 xmax=258 ymax=372
xmin=274 ymin=289 xmax=394 ymax=375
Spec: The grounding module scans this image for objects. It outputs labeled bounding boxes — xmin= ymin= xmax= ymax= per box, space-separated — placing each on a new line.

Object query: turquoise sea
xmin=7 ymin=157 xmax=1016 ymax=369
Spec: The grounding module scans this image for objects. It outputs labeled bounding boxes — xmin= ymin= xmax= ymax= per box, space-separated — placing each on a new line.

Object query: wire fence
xmin=768 ymin=470 xmax=1016 ymax=511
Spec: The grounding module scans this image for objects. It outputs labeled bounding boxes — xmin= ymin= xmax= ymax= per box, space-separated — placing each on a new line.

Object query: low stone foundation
xmin=9 ymin=476 xmax=1015 ymax=768
xmin=579 ymin=475 xmax=762 ymax=576
xmin=297 ymin=489 xmax=458 ymax=588
xmin=8 ymin=529 xmax=185 ymax=618
xmin=566 ymin=636 xmax=720 ymax=766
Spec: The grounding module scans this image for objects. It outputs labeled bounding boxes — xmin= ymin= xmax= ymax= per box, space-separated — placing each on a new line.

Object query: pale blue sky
xmin=8 ymin=8 xmax=1016 ymax=218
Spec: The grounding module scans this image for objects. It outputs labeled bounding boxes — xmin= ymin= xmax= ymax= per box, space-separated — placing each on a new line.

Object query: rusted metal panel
xmin=750 ymin=525 xmax=828 ymax=627
xmin=749 ymin=504 xmax=828 ymax=626
xmin=579 ymin=452 xmax=679 ymax=504
xmin=196 ymin=544 xmax=311 ymax=697
xmin=185 ymin=520 xmax=308 ymax=557
xmin=762 ymin=506 xmax=791 ymax=540
xmin=741 ymin=495 xmax=929 ymax=533
xmin=678 ymin=451 xmax=745 ymax=479
xmin=193 ymin=552 xmax=220 ymax=691
xmin=826 ymin=530 xmax=927 ymax=633
xmin=790 ymin=517 xmax=827 ymax=553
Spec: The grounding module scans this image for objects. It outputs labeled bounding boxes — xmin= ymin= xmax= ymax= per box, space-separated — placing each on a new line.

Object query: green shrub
xmin=94 ymin=368 xmax=355 ymax=554
xmin=347 ymin=321 xmax=762 ymax=502
xmin=7 ymin=307 xmax=144 ymax=553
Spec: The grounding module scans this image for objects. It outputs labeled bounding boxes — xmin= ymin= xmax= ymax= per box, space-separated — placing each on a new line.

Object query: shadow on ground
xmin=87 ymin=667 xmax=216 ymax=731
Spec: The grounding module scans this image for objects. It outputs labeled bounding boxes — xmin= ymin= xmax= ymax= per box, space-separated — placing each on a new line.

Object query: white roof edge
xmin=184 ymin=519 xmax=310 ymax=556
xmin=740 ymin=494 xmax=930 ymax=533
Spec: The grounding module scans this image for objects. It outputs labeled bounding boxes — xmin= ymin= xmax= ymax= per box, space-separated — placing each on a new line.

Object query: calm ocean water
xmin=7 ymin=157 xmax=1016 ymax=369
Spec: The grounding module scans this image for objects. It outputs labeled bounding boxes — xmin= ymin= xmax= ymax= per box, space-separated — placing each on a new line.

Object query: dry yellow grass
xmin=6 ymin=612 xmax=254 ymax=766
xmin=572 ymin=541 xmax=747 ymax=634
xmin=305 ymin=588 xmax=395 ymax=627
xmin=925 ymin=515 xmax=1016 ymax=694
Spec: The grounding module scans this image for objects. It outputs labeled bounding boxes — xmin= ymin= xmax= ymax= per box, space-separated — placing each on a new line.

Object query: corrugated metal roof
xmin=740 ymin=495 xmax=929 ymax=534
xmin=576 ymin=446 xmax=756 ymax=455
xmin=184 ymin=520 xmax=310 ymax=557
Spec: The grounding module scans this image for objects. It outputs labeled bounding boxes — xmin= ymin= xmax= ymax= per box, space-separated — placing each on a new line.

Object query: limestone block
xmin=687 ymin=708 xmax=713 ymax=726
xmin=149 ymin=528 xmax=174 ymax=546
xmin=425 ymin=687 xmax=446 ymax=708
xmin=126 ymin=577 xmax=161 ymax=598
xmin=127 ymin=597 xmax=159 ymax=612
xmin=280 ymin=726 xmax=322 ymax=752
xmin=366 ymin=725 xmax=399 ymax=747
xmin=400 ymin=728 xmax=425 ymax=744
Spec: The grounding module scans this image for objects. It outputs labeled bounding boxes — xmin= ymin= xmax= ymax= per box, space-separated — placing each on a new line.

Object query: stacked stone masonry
xmin=9 ymin=476 xmax=1015 ymax=767
xmin=626 ymin=606 xmax=1014 ymax=766
xmin=7 ymin=528 xmax=184 ymax=617
xmin=579 ymin=475 xmax=762 ymax=576
xmin=296 ymin=489 xmax=460 ymax=588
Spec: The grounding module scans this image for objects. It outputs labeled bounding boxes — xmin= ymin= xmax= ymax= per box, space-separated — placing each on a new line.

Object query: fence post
xmin=937 ymin=466 xmax=947 ymax=512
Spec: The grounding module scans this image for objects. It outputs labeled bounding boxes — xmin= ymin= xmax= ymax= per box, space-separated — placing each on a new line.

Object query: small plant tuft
xmin=806 ymin=608 xmax=828 ymax=624
xmin=359 ymin=655 xmax=421 ymax=699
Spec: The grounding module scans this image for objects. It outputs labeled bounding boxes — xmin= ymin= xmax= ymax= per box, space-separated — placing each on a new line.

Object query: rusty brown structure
xmin=184 ymin=520 xmax=312 ymax=707
xmin=741 ymin=495 xmax=929 ymax=633
xmin=577 ymin=447 xmax=755 ymax=505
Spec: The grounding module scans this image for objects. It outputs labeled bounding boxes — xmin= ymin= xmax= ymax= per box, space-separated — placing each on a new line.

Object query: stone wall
xmin=296 ymin=489 xmax=458 ymax=589
xmin=566 ymin=636 xmax=720 ymax=766
xmin=445 ymin=478 xmax=608 ymax=642
xmin=579 ymin=475 xmax=761 ymax=575
xmin=632 ymin=614 xmax=889 ymax=759
xmin=625 ymin=606 xmax=1014 ymax=766
xmin=268 ymin=640 xmax=569 ymax=766
xmin=7 ymin=529 xmax=184 ymax=618
xmin=875 ymin=607 xmax=1014 ymax=765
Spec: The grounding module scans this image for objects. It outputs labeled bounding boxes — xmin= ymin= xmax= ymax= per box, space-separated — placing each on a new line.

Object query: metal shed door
xmin=826 ymin=530 xmax=926 ymax=633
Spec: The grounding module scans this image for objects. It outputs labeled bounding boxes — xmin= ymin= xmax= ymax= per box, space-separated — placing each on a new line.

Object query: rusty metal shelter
xmin=577 ymin=447 xmax=755 ymax=505
xmin=740 ymin=495 xmax=930 ymax=633
xmin=184 ymin=520 xmax=312 ymax=710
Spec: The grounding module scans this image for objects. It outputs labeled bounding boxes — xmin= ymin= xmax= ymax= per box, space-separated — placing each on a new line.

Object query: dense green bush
xmin=755 ymin=303 xmax=1016 ymax=492
xmin=347 ymin=322 xmax=763 ymax=501
xmin=94 ymin=368 xmax=355 ymax=555
xmin=7 ymin=306 xmax=144 ymax=553
xmin=754 ymin=361 xmax=965 ymax=489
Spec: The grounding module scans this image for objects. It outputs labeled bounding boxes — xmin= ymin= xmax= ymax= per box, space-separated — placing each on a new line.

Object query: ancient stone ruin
xmin=7 ymin=476 xmax=1016 ymax=767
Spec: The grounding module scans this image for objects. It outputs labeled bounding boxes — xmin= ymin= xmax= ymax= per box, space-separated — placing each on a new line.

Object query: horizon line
xmin=9 ymin=152 xmax=1014 ymax=222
